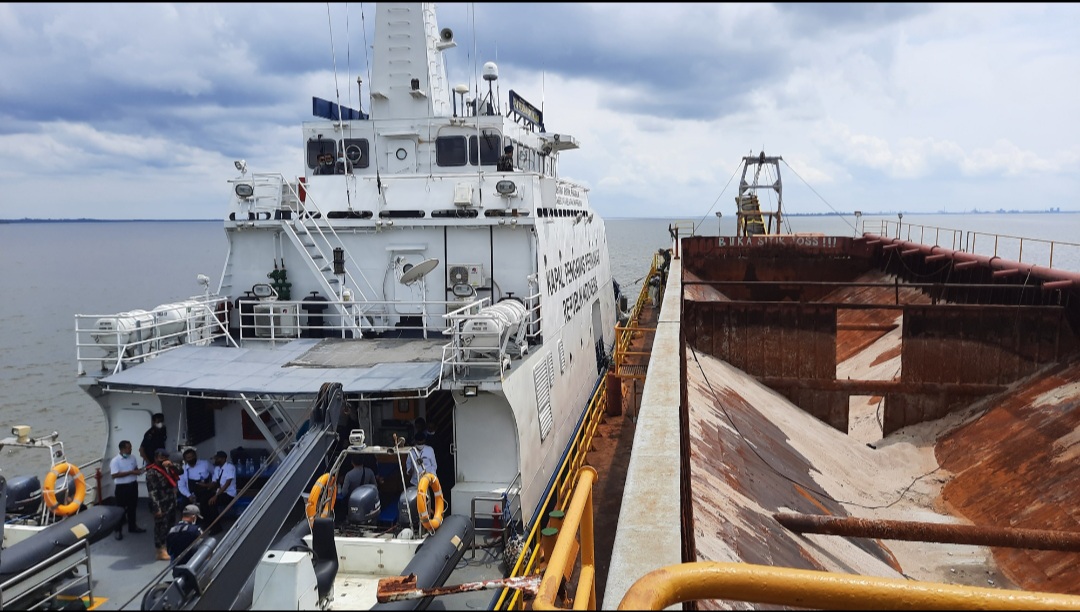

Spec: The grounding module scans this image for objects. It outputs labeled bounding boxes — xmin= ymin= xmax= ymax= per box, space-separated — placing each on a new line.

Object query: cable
xmin=695 ymin=157 xmax=744 ymax=234
xmin=781 ymin=158 xmax=857 ymax=234
xmin=688 ymin=345 xmax=944 ymax=511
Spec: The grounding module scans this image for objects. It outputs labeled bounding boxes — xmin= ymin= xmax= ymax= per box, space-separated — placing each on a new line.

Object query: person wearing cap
xmin=497 ymin=144 xmax=515 ymax=171
xmin=139 ymin=413 xmax=167 ymax=466
xmin=145 ymin=448 xmax=179 ymax=561
xmin=207 ymin=450 xmax=237 ymax=534
xmin=166 ymin=504 xmax=204 ymax=565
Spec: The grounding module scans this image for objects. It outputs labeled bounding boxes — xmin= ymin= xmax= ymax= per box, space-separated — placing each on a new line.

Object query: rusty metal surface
xmin=376 ymin=573 xmax=541 ymax=603
xmin=903 ymin=306 xmax=1070 ymax=385
xmin=774 ymin=513 xmax=1080 ymax=552
xmin=680 ymin=233 xmax=1078 ymax=435
xmin=675 ymin=233 xmax=1080 ymax=603
xmin=684 ymin=350 xmax=901 ymax=583
xmin=825 ymin=270 xmax=929 ymax=363
xmin=936 ymin=360 xmax=1080 ymax=594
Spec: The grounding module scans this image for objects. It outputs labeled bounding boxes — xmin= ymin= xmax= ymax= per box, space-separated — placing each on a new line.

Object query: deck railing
xmin=77 ymin=290 xmax=547 ymax=387
xmin=0 ymin=539 xmax=95 ymax=610
xmin=863 ymin=219 xmax=1080 ymax=271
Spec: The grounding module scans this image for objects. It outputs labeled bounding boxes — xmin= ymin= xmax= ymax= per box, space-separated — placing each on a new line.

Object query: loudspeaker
xmin=439 ymin=28 xmax=454 ymax=42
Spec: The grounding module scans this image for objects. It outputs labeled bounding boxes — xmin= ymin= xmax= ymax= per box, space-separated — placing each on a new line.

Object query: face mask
xmin=121 ymin=453 xmax=130 ymax=459
xmin=154 ymin=422 xmax=164 ymax=429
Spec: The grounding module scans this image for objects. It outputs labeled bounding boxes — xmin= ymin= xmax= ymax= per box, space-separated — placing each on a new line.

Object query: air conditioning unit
xmin=448 ymin=264 xmax=484 ymax=288
xmin=253 ymin=302 xmax=300 ymax=338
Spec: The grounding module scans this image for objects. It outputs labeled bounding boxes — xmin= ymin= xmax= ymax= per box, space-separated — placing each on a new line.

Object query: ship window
xmin=306 ymin=137 xmax=337 ymax=169
xmin=436 ymin=136 xmax=467 ymax=166
xmin=342 ymin=138 xmax=370 ymax=169
xmin=469 ymin=130 xmax=502 ymax=166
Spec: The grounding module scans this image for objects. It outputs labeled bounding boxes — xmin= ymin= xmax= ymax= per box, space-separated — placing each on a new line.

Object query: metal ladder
xmin=280 ymin=211 xmax=382 ymax=340
xmin=239 ymin=393 xmax=296 ymax=443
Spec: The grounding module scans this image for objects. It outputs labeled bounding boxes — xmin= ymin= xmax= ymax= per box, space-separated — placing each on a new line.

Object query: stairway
xmin=240 ymin=393 xmax=297 ymax=444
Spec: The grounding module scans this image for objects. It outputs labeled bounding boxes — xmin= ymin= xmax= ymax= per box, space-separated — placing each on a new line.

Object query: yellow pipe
xmin=573 ymin=566 xmax=596 ymax=610
xmin=534 ymin=466 xmax=598 ymax=610
xmin=618 ymin=562 xmax=1080 ymax=610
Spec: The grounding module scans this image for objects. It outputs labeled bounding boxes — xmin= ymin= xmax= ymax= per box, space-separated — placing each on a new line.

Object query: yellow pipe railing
xmin=494 ymin=253 xmax=661 ymax=610
xmin=533 ymin=467 xmax=597 ymax=610
xmin=618 ymin=562 xmax=1080 ymax=610
xmin=613 ymin=325 xmax=656 ymax=381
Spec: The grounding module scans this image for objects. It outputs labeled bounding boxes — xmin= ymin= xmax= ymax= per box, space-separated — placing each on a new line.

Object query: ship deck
xmin=90 ymin=337 xmax=446 ymax=397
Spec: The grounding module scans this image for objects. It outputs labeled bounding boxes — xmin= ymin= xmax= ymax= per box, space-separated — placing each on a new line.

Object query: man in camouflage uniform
xmin=145 ymin=448 xmax=179 ymax=561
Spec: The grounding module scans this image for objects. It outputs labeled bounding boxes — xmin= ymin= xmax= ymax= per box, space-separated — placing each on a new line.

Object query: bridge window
xmin=469 ymin=130 xmax=502 ymax=166
xmin=436 ymin=136 xmax=468 ymax=167
xmin=306 ymin=137 xmax=336 ymax=169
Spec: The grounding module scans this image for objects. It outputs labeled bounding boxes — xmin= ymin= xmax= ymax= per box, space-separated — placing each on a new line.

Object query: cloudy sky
xmin=2 ymin=2 xmax=1078 ymax=220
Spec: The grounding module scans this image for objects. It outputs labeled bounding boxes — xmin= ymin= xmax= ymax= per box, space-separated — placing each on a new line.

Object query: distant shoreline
xmin=3 ymin=210 xmax=1078 ymax=223
xmin=0 ymin=218 xmax=219 ymax=223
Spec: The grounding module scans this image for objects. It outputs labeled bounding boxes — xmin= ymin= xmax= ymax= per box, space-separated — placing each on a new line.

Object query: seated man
xmin=206 ymin=450 xmax=237 ymax=534
xmin=166 ymin=505 xmax=204 ymax=565
xmin=336 ymin=454 xmax=378 ymax=525
xmin=177 ymin=448 xmax=213 ymax=527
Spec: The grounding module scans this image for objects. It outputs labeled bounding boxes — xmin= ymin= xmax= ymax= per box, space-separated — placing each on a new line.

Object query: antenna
xmin=399 ymin=259 xmax=439 ymax=285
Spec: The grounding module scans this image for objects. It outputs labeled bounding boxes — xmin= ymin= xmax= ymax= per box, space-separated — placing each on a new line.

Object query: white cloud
xmin=1 ymin=3 xmax=1079 ymax=219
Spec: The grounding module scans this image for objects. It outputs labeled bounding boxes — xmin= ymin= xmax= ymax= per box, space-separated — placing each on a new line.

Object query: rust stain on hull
xmin=937 ymin=361 xmax=1080 ymax=594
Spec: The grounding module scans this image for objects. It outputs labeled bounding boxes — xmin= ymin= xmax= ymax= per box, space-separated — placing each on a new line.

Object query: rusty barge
xmin=584 ymin=153 xmax=1080 ymax=609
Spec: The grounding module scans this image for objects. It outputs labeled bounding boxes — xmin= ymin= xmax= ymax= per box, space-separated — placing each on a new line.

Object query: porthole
xmin=345 ymin=144 xmax=363 ymax=164
xmin=396 ymin=148 xmax=408 ymax=160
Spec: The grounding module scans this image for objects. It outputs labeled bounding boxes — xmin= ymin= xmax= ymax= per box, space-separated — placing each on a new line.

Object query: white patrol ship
xmin=1 ymin=3 xmax=621 ymax=610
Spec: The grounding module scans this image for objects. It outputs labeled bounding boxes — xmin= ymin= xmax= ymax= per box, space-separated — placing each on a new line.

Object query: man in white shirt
xmin=406 ymin=430 xmax=438 ymax=487
xmin=207 ymin=451 xmax=237 ymax=533
xmin=177 ymin=448 xmax=213 ymax=527
xmin=110 ymin=440 xmax=145 ymax=540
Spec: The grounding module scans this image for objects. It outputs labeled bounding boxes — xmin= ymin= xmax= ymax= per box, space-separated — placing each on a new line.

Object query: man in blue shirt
xmin=166 ymin=505 xmax=204 ymax=565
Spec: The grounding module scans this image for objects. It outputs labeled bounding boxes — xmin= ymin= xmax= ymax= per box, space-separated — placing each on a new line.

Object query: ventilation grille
xmin=534 ymin=354 xmax=554 ymax=441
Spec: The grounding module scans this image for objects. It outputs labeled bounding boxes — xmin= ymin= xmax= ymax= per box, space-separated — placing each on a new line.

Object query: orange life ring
xmin=415 ymin=472 xmax=445 ymax=532
xmin=305 ymin=473 xmax=337 ymax=523
xmin=43 ymin=463 xmax=86 ymax=517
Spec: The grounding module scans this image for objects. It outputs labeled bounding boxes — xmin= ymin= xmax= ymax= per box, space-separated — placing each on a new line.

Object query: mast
xmin=368 ymin=2 xmax=455 ymax=120
xmin=736 ymin=151 xmax=784 ymax=237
